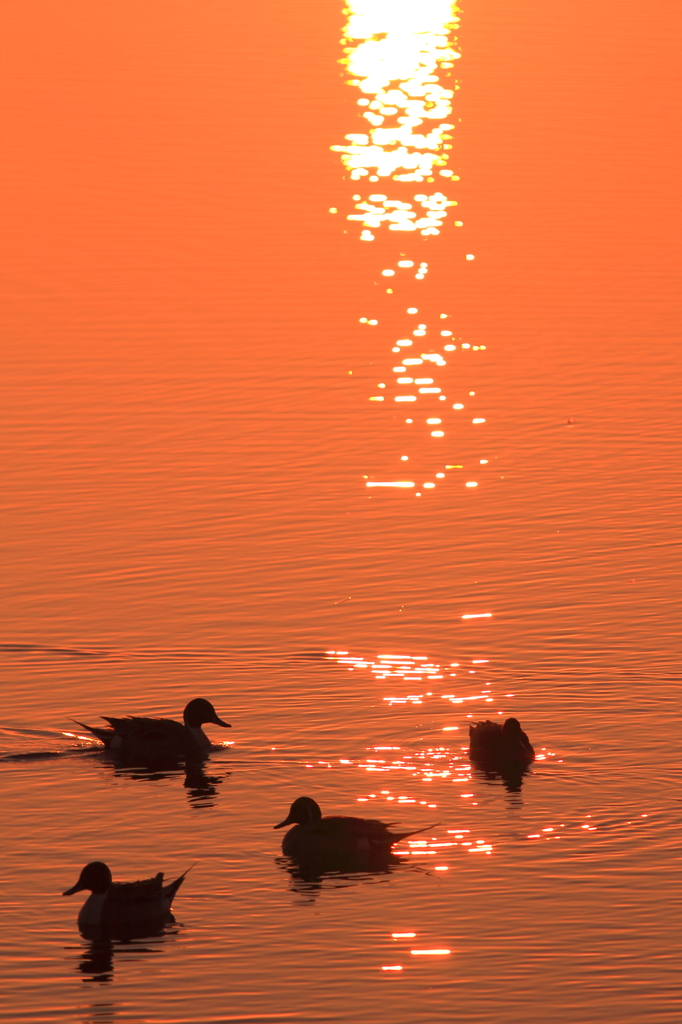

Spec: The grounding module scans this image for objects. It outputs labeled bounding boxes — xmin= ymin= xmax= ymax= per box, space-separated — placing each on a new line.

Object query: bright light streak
xmin=366 ymin=481 xmax=415 ymax=488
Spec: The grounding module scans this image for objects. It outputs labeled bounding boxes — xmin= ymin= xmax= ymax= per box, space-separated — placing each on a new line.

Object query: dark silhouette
xmin=63 ymin=861 xmax=190 ymax=940
xmin=72 ymin=698 xmax=230 ymax=760
xmin=274 ymin=795 xmax=435 ymax=860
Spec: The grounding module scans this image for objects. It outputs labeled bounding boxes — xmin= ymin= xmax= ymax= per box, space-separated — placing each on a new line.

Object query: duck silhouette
xmin=274 ymin=796 xmax=434 ymax=861
xmin=63 ymin=861 xmax=190 ymax=937
xmin=469 ymin=717 xmax=535 ymax=766
xmin=73 ymin=697 xmax=230 ymax=760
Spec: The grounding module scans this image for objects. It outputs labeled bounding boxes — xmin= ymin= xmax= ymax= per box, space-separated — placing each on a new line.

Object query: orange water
xmin=1 ymin=2 xmax=680 ymax=1022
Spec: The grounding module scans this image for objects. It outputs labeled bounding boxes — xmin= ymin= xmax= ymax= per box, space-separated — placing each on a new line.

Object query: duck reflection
xmin=276 ymin=849 xmax=407 ymax=899
xmin=69 ymin=925 xmax=180 ymax=1000
xmin=74 ymin=936 xmax=114 ymax=981
xmin=471 ymin=760 xmax=531 ymax=795
xmin=183 ymin=759 xmax=230 ymax=807
xmin=94 ymin=755 xmax=231 ymax=808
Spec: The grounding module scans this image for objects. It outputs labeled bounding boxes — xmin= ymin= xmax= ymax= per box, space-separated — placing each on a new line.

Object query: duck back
xmin=469 ymin=718 xmax=535 ymax=764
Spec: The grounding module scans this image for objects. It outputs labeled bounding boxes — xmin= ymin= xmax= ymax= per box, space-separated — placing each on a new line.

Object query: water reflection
xmin=333 ymin=2 xmax=488 ymax=490
xmin=381 ymin=930 xmax=454 ymax=973
xmin=333 ymin=2 xmax=461 ymax=203
xmin=471 ymin=761 xmax=532 ymax=794
xmin=322 ymin=647 xmax=557 ymax=813
xmin=72 ymin=937 xmax=115 ymax=982
xmin=183 ymin=760 xmax=230 ymax=807
xmin=276 ymin=852 xmax=418 ymax=903
xmin=66 ymin=924 xmax=180 ymax=988
xmin=325 ymin=648 xmax=504 ymax=795
xmin=523 ymin=812 xmax=653 ymax=847
xmin=79 ymin=999 xmax=118 ymax=1024
xmin=93 ymin=755 xmax=231 ymax=809
xmin=360 ymin=305 xmax=490 ymax=494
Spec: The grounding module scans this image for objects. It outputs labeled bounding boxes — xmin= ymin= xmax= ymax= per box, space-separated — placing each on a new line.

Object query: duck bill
xmin=274 ymin=816 xmax=294 ymax=830
xmin=62 ymin=881 xmax=85 ymax=896
xmin=211 ymin=714 xmax=231 ymax=728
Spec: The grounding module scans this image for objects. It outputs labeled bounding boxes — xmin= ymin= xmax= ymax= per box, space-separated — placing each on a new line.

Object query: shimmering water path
xmin=1 ymin=1 xmax=681 ymax=1022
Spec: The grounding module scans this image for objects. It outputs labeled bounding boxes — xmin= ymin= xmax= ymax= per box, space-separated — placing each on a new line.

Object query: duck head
xmin=63 ymin=861 xmax=112 ymax=896
xmin=274 ymin=796 xmax=322 ymax=829
xmin=502 ymin=717 xmax=534 ymax=756
xmin=183 ymin=698 xmax=230 ymax=730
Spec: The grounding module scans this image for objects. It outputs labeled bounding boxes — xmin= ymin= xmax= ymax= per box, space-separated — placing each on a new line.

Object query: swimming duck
xmin=274 ymin=796 xmax=433 ymax=860
xmin=73 ymin=697 xmax=230 ymax=760
xmin=63 ymin=861 xmax=189 ymax=934
xmin=468 ymin=717 xmax=535 ymax=765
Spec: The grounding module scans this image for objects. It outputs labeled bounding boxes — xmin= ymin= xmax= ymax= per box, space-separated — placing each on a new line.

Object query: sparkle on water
xmin=2 ymin=0 xmax=680 ymax=1021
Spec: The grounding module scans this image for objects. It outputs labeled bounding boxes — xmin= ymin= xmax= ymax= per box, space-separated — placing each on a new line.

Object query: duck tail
xmin=393 ymin=822 xmax=440 ymax=842
xmin=70 ymin=719 xmax=114 ymax=746
xmin=163 ymin=863 xmax=196 ymax=900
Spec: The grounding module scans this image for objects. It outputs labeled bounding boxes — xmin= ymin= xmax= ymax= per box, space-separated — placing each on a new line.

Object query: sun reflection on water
xmin=332 ymin=3 xmax=492 ymax=493
xmin=381 ymin=930 xmax=454 ymax=974
xmin=322 ymin=648 xmax=561 ymax=804
xmin=333 ymin=2 xmax=461 ymax=205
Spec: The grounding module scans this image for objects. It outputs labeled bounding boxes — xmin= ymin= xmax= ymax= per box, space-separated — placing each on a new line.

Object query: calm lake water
xmin=1 ymin=2 xmax=680 ymax=1022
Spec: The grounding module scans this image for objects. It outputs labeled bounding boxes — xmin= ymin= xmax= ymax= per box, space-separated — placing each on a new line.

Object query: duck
xmin=73 ymin=697 xmax=230 ymax=760
xmin=63 ymin=861 xmax=190 ymax=934
xmin=274 ymin=796 xmax=434 ymax=860
xmin=468 ymin=717 xmax=535 ymax=765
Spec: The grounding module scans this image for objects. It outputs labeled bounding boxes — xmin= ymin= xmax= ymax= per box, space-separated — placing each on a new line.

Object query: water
xmin=1 ymin=1 xmax=680 ymax=1022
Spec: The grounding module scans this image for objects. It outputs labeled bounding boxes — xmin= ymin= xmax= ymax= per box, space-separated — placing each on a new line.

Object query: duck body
xmin=63 ymin=861 xmax=189 ymax=937
xmin=469 ymin=717 xmax=535 ymax=766
xmin=73 ymin=697 xmax=230 ymax=761
xmin=274 ymin=796 xmax=432 ymax=861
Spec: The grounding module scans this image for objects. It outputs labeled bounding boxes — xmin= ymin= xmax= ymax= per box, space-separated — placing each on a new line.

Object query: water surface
xmin=1 ymin=1 xmax=680 ymax=1022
